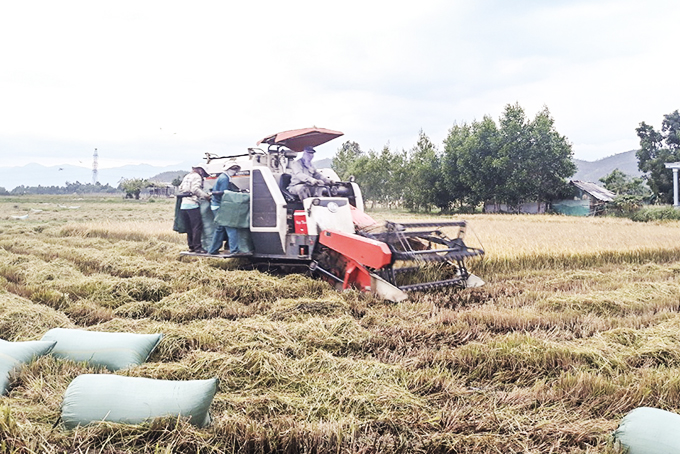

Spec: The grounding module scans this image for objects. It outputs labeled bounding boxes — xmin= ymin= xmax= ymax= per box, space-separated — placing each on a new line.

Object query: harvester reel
xmin=361 ymin=220 xmax=484 ymax=293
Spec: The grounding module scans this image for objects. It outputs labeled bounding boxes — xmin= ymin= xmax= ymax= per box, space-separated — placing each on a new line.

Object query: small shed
xmin=552 ymin=180 xmax=615 ymax=216
xmin=142 ymin=183 xmax=174 ymax=198
xmin=483 ymin=201 xmax=549 ymax=214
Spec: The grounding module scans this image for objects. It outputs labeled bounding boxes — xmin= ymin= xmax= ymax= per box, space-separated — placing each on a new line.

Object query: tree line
xmin=3 ymin=107 xmax=677 ymax=209
xmin=636 ymin=109 xmax=680 ymax=204
xmin=1 ymin=179 xmax=173 ymax=198
xmin=2 ymin=181 xmax=118 ymax=195
xmin=332 ymin=105 xmax=680 ymax=211
xmin=332 ymin=103 xmax=576 ymax=212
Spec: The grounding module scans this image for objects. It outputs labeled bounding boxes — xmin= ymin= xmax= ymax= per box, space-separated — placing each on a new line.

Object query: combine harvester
xmin=181 ymin=127 xmax=484 ymax=301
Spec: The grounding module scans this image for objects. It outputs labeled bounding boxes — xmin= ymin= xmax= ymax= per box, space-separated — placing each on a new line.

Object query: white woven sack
xmin=0 ymin=339 xmax=56 ymax=395
xmin=612 ymin=407 xmax=680 ymax=454
xmin=41 ymin=328 xmax=162 ymax=371
xmin=61 ymin=374 xmax=218 ymax=429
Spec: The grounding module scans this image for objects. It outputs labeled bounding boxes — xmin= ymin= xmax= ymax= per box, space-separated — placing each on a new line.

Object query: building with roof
xmin=552 ymin=180 xmax=616 ymax=216
xmin=483 ymin=201 xmax=549 ymax=214
xmin=482 ymin=180 xmax=617 ymax=216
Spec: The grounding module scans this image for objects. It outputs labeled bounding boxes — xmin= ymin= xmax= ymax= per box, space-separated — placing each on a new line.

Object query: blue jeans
xmin=208 ymin=207 xmax=239 ymax=254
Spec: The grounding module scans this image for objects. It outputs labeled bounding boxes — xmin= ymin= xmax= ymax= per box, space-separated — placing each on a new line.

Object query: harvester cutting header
xmin=178 ymin=127 xmax=484 ymax=301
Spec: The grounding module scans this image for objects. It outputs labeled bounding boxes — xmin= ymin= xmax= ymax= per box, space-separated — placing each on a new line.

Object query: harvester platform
xmin=179 ymin=251 xmax=253 ymax=258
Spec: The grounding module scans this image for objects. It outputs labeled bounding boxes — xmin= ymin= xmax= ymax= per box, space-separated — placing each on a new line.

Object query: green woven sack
xmin=61 ymin=375 xmax=218 ymax=429
xmin=214 ymin=191 xmax=250 ymax=228
xmin=612 ymin=407 xmax=680 ymax=453
xmin=41 ymin=328 xmax=162 ymax=371
xmin=0 ymin=339 xmax=56 ymax=395
xmin=172 ymin=196 xmax=187 ymax=233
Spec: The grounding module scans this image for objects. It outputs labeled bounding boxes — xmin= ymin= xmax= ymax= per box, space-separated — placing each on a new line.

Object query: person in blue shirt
xmin=208 ymin=164 xmax=241 ymax=255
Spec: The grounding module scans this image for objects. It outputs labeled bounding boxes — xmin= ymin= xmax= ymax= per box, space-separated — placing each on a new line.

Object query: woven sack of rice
xmin=0 ymin=338 xmax=56 ymax=395
xmin=41 ymin=328 xmax=162 ymax=371
xmin=60 ymin=374 xmax=218 ymax=429
xmin=611 ymin=406 xmax=680 ymax=453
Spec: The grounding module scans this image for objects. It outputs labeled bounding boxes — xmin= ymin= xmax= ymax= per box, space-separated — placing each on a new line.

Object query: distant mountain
xmin=573 ymin=150 xmax=641 ymax=183
xmin=147 ymin=158 xmax=334 ymax=182
xmin=0 ymin=153 xmax=640 ymax=192
xmin=316 ymin=158 xmax=332 ymax=169
xmin=149 ymin=170 xmax=189 ymax=183
xmin=0 ymin=162 xmax=194 ymax=191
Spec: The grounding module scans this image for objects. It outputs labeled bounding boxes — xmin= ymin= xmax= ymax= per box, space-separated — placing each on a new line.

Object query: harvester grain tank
xmin=180 ymin=127 xmax=484 ymax=301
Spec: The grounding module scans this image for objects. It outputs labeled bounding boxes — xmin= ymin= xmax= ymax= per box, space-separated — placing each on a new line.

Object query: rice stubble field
xmin=1 ymin=195 xmax=680 ymax=453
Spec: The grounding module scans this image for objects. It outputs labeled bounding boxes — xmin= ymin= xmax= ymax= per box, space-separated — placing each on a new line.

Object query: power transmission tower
xmin=92 ymin=148 xmax=99 ymax=184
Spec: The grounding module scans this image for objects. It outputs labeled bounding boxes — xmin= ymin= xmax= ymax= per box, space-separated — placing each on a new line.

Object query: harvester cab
xmin=180 ymin=127 xmax=484 ymax=301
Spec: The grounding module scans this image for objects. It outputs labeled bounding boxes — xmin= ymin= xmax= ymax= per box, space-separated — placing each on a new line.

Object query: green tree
xmin=524 ymin=106 xmax=576 ymax=205
xmin=441 ymin=122 xmax=472 ymax=210
xmin=403 ymin=131 xmax=447 ymax=212
xmin=495 ymin=103 xmax=529 ymax=208
xmin=442 ymin=104 xmax=574 ymax=213
xmin=118 ymin=178 xmax=148 ymax=199
xmin=451 ymin=116 xmax=503 ymax=209
xmin=331 ymin=141 xmax=364 ymax=181
xmin=599 ymin=169 xmax=651 ymax=216
xmin=11 ymin=181 xmax=117 ymax=195
xmin=636 ymin=110 xmax=680 ymax=204
xmin=492 ymin=104 xmax=574 ymax=211
xmin=599 ymin=169 xmax=650 ymax=197
xmin=351 ymin=145 xmax=404 ymax=208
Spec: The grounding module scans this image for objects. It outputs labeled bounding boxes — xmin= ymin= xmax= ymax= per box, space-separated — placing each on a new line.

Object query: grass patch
xmin=630 ymin=205 xmax=680 ymax=222
xmin=2 ymin=195 xmax=680 ymax=452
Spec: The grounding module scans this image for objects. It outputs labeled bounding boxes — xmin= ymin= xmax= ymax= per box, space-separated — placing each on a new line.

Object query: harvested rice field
xmin=1 ymin=195 xmax=680 ymax=453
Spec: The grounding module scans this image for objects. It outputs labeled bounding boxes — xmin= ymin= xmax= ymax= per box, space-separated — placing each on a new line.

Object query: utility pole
xmin=92 ymin=148 xmax=99 ymax=185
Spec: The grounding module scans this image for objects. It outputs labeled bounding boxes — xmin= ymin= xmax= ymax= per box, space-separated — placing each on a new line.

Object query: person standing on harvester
xmin=287 ymin=146 xmax=332 ymax=200
xmin=208 ymin=163 xmax=241 ymax=255
xmin=178 ymin=166 xmax=211 ymax=253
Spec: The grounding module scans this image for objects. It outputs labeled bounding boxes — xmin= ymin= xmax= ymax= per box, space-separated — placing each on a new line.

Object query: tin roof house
xmin=552 ymin=180 xmax=616 ymax=216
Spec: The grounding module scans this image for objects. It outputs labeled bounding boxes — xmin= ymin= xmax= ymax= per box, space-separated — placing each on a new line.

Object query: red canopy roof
xmin=257 ymin=127 xmax=344 ymax=152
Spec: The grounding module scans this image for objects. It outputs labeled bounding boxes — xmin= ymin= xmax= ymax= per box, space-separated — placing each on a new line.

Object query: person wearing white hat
xmin=178 ymin=166 xmax=211 ymax=253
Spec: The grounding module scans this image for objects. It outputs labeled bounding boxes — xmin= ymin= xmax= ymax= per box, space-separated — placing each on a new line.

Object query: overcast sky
xmin=1 ymin=0 xmax=678 ymax=169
